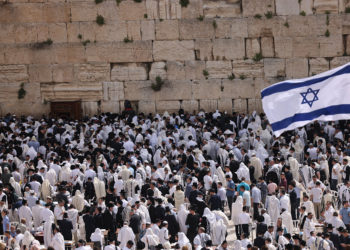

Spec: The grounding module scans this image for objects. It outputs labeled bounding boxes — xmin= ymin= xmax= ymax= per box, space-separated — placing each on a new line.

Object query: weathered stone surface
xmin=242 ymin=0 xmax=275 ymax=17
xmin=127 ymin=21 xmax=142 ymax=41
xmin=124 ymin=81 xmax=155 ymax=101
xmin=221 ymin=79 xmax=255 ymax=99
xmin=94 ymin=23 xmax=128 ymax=42
xmin=292 ymin=36 xmax=320 ymax=58
xmin=309 ymin=58 xmax=330 ymax=76
xmin=184 ymin=61 xmax=206 ymax=80
xmin=233 ymin=99 xmax=248 ymax=113
xmin=203 ymin=2 xmax=241 ymax=18
xmin=52 ymin=64 xmax=74 ymax=82
xmin=218 ymin=98 xmax=232 ymax=112
xmin=264 ymin=58 xmax=286 ymax=78
xmin=74 ymin=63 xmax=110 ymax=82
xmin=213 ymin=39 xmax=245 ymax=60
xmin=48 ymin=23 xmax=67 ymax=43
xmin=146 ymin=0 xmax=159 ymax=19
xmin=111 ymin=63 xmax=148 ymax=81
xmin=261 ymin=37 xmax=274 ymax=57
xmin=276 ymin=0 xmax=300 ymax=15
xmin=181 ymin=100 xmax=199 ymax=112
xmin=141 ymin=20 xmax=155 ymax=41
xmin=29 ymin=64 xmax=52 ymax=83
xmin=149 ymin=62 xmax=167 ymax=80
xmin=101 ymin=101 xmax=120 ymax=113
xmin=166 ymin=61 xmax=185 ymax=80
xmin=231 ymin=19 xmax=248 ymax=38
xmin=314 ymin=0 xmax=338 ymax=14
xmin=155 ymin=20 xmax=179 ymax=40
xmin=103 ymin=82 xmax=124 ymax=101
xmin=286 ymin=58 xmax=309 ymax=79
xmin=153 ymin=41 xmax=195 ymax=61
xmin=330 ymin=57 xmax=350 ymax=69
xmin=155 ymin=80 xmax=192 ymax=100
xmin=300 ymin=0 xmax=314 ymax=15
xmin=206 ymin=61 xmax=232 ymax=79
xmin=138 ymin=100 xmax=156 ymax=114
xmin=179 ymin=20 xmax=215 ymax=40
xmin=0 ymin=65 xmax=28 ymax=83
xmin=232 ymin=60 xmax=264 ymax=78
xmin=319 ymin=36 xmax=344 ymax=57
xmin=156 ymin=100 xmax=180 ymax=112
xmin=70 ymin=2 xmax=97 ymax=22
xmin=248 ymin=99 xmax=262 ymax=113
xmin=195 ymin=39 xmax=213 ymax=61
xmin=215 ymin=19 xmax=232 ymax=39
xmin=246 ymin=38 xmax=260 ymax=59
xmin=181 ymin=0 xmax=203 ymax=19
xmin=199 ymin=99 xmax=218 ymax=112
xmin=192 ymin=79 xmax=221 ymax=99
xmin=82 ymin=102 xmax=99 ymax=116
xmin=117 ymin=0 xmax=148 ymax=21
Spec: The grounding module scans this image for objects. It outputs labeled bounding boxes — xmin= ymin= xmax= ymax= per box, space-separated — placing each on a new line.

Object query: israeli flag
xmin=261 ymin=62 xmax=350 ymax=137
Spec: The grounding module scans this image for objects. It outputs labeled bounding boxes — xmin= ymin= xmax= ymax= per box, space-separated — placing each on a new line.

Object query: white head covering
xmin=178 ymin=232 xmax=190 ymax=247
xmin=203 ymin=207 xmax=216 ymax=225
xmin=22 ymin=231 xmax=34 ymax=248
xmin=90 ymin=228 xmax=103 ymax=245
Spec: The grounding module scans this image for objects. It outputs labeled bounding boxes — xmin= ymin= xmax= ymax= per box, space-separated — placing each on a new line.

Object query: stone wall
xmin=0 ymin=0 xmax=350 ymax=116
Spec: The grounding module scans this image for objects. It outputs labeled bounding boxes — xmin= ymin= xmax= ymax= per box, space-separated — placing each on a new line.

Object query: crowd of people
xmin=0 ymin=107 xmax=348 ymax=250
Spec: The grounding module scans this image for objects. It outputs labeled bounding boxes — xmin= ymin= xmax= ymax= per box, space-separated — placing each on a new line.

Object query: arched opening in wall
xmin=50 ymin=101 xmax=82 ymax=120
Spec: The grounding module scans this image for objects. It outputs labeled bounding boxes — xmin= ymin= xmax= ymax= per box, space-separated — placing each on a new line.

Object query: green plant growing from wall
xmin=95 ymin=0 xmax=103 ymax=4
xmin=134 ymin=0 xmax=142 ymax=3
xmin=239 ymin=74 xmax=246 ymax=80
xmin=212 ymin=20 xmax=217 ymax=29
xmin=144 ymin=14 xmax=148 ymax=18
xmin=18 ymin=83 xmax=26 ymax=99
xmin=326 ymin=14 xmax=329 ymax=25
xmin=346 ymin=7 xmax=350 ymax=13
xmin=253 ymin=53 xmax=263 ymax=62
xmin=300 ymin=11 xmax=306 ymax=16
xmin=116 ymin=0 xmax=122 ymax=5
xmin=284 ymin=21 xmax=289 ymax=28
xmin=32 ymin=39 xmax=53 ymax=49
xmin=96 ymin=15 xmax=105 ymax=26
xmin=197 ymin=15 xmax=204 ymax=21
xmin=254 ymin=14 xmax=262 ymax=19
xmin=265 ymin=11 xmax=273 ymax=19
xmin=325 ymin=29 xmax=330 ymax=37
xmin=228 ymin=73 xmax=235 ymax=80
xmin=123 ymin=36 xmax=133 ymax=43
xmin=203 ymin=70 xmax=209 ymax=79
xmin=77 ymin=34 xmax=83 ymax=40
xmin=179 ymin=0 xmax=189 ymax=7
xmin=82 ymin=39 xmax=91 ymax=46
xmin=151 ymin=76 xmax=164 ymax=91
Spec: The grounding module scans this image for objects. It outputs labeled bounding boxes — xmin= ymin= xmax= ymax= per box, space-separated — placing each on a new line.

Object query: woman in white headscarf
xmin=90 ymin=228 xmax=103 ymax=248
xmin=177 ymin=232 xmax=192 ymax=250
xmin=72 ymin=190 xmax=85 ymax=212
xmin=9 ymin=177 xmax=21 ymax=197
xmin=21 ymin=231 xmax=34 ymax=249
xmin=232 ymin=196 xmax=243 ymax=239
xmin=141 ymin=228 xmax=160 ymax=249
xmin=177 ymin=204 xmax=189 ymax=234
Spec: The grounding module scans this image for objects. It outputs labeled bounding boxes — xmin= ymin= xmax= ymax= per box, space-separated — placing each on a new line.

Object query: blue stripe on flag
xmin=270 ymin=104 xmax=350 ymax=132
xmin=261 ymin=65 xmax=350 ymax=98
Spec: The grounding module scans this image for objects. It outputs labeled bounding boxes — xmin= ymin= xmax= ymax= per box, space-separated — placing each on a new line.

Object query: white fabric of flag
xmin=261 ymin=62 xmax=350 ymax=137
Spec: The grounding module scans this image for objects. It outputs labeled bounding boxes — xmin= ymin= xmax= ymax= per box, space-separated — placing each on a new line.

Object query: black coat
xmin=164 ymin=213 xmax=179 ymax=236
xmin=83 ymin=214 xmax=95 ymax=242
xmin=102 ymin=210 xmax=116 ymax=232
xmin=60 ymin=219 xmax=73 ymax=240
xmin=154 ymin=205 xmax=165 ymax=221
xmin=129 ymin=214 xmax=142 ymax=234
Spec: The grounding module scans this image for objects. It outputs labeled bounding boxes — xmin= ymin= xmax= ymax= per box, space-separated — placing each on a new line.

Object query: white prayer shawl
xmin=72 ymin=190 xmax=85 ymax=212
xmin=41 ymin=179 xmax=52 ymax=202
xmin=119 ymin=166 xmax=132 ymax=182
xmin=18 ymin=205 xmax=33 ymax=229
xmin=216 ymin=167 xmax=227 ymax=187
xmin=288 ymin=156 xmax=300 ymax=181
xmin=26 ymin=147 xmax=37 ymax=160
xmin=236 ymin=163 xmax=250 ymax=182
xmin=50 ymin=232 xmax=65 ymax=250
xmin=45 ymin=169 xmax=57 ymax=186
xmin=141 ymin=228 xmax=160 ymax=249
xmin=178 ymin=232 xmax=192 ymax=250
xmin=9 ymin=177 xmax=21 ymax=197
xmin=174 ymin=190 xmax=184 ymax=211
xmin=93 ymin=177 xmax=106 ymax=200
xmin=117 ymin=225 xmax=135 ymax=249
xmin=203 ymin=208 xmax=216 ymax=226
xmin=178 ymin=204 xmax=189 ymax=233
xmin=320 ymin=158 xmax=329 ymax=182
xmin=22 ymin=231 xmax=34 ymax=249
xmin=78 ymin=216 xmax=86 ymax=241
xmin=139 ymin=204 xmax=151 ymax=223
xmin=250 ymin=156 xmax=263 ymax=180
xmin=32 ymin=205 xmax=43 ymax=230
xmin=231 ymin=196 xmax=243 ymax=225
xmin=125 ymin=179 xmax=137 ymax=198
xmin=59 ymin=165 xmax=71 ymax=183
xmin=281 ymin=211 xmax=293 ymax=234
xmin=212 ymin=219 xmax=226 ymax=246
xmin=233 ymin=240 xmax=244 ymax=250
xmin=90 ymin=228 xmax=103 ymax=246
xmin=267 ymin=195 xmax=280 ymax=226
xmin=44 ymin=220 xmax=53 ymax=247
xmin=302 ymin=201 xmax=316 ymax=222
xmin=212 ymin=210 xmax=229 ymax=226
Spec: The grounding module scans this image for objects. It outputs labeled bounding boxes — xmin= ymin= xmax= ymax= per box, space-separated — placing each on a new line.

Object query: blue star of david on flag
xmin=300 ymin=88 xmax=320 ymax=107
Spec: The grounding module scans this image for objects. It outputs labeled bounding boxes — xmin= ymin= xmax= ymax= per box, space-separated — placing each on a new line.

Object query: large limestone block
xmin=141 ymin=20 xmax=155 ymax=41
xmin=155 ymin=20 xmax=179 ymax=40
xmin=231 ymin=19 xmax=248 ymax=38
xmin=111 ymin=63 xmax=148 ymax=81
xmin=233 ymin=99 xmax=248 ymax=113
xmin=195 ymin=39 xmax=213 ymax=61
xmin=103 ymin=82 xmax=124 ymax=101
xmin=276 ymin=0 xmax=300 ymax=15
xmin=242 ymin=0 xmax=275 ymax=17
xmin=166 ymin=61 xmax=185 ymax=80
xmin=179 ymin=20 xmax=215 ymax=40
xmin=67 ymin=23 xmax=80 ymax=43
xmin=153 ymin=41 xmax=195 ymax=61
xmin=0 ymin=65 xmax=28 ymax=83
xmin=101 ymin=101 xmax=120 ymax=113
xmin=221 ymin=79 xmax=255 ymax=99
xmin=96 ymin=1 xmax=119 ymax=22
xmin=156 ymin=100 xmax=180 ymax=112
xmin=86 ymin=41 xmax=153 ymax=62
xmin=274 ymin=37 xmax=293 ymax=58
xmin=149 ymin=62 xmax=167 ymax=80
xmin=51 ymin=44 xmax=87 ymax=64
xmin=158 ymin=0 xmax=181 ymax=19
xmin=264 ymin=58 xmax=286 ymax=78
xmin=146 ymin=0 xmax=159 ymax=19
xmin=330 ymin=57 xmax=350 ymax=69
xmin=0 ymin=24 xmax=15 ymax=44
xmin=52 ymin=64 xmax=74 ymax=82
xmin=184 ymin=61 xmax=206 ymax=80
xmin=314 ymin=0 xmax=338 ymax=14
xmin=292 ymin=36 xmax=320 ymax=58
xmin=300 ymin=0 xmax=314 ymax=15
xmin=79 ymin=22 xmax=98 ymax=42
xmin=181 ymin=100 xmax=199 ymax=112
xmin=203 ymin=2 xmax=241 ymax=18
xmin=70 ymin=2 xmax=97 ymax=22
xmin=213 ymin=39 xmax=245 ymax=60
xmin=13 ymin=24 xmax=37 ymax=44
xmin=181 ymin=0 xmax=203 ymax=19
xmin=117 ymin=0 xmax=147 ymax=21
xmin=127 ymin=21 xmax=142 ymax=41
xmin=3 ymin=46 xmax=32 ymax=65
xmin=124 ymin=81 xmax=156 ymax=100
xmin=248 ymin=99 xmax=262 ymax=113
xmin=48 ymin=23 xmax=67 ymax=43
xmin=286 ymin=58 xmax=309 ymax=79
xmin=29 ymin=64 xmax=52 ymax=83
xmin=254 ymin=78 xmax=273 ymax=98
xmin=94 ymin=22 xmax=128 ymax=42
xmin=82 ymin=102 xmax=99 ymax=116
xmin=247 ymin=17 xmax=285 ymax=38
xmin=74 ymin=63 xmax=110 ymax=82
xmin=246 ymin=38 xmax=260 ymax=59
xmin=199 ymin=100 xmax=218 ymax=112
xmin=192 ymin=79 xmax=221 ymax=99
xmin=261 ymin=37 xmax=274 ymax=57
xmin=285 ymin=16 xmax=318 ymax=37
xmin=205 ymin=61 xmax=232 ymax=79
xmin=218 ymin=99 xmax=232 ymax=112
xmin=309 ymin=58 xmax=329 ymax=76
xmin=232 ymin=60 xmax=263 ymax=78
xmin=215 ymin=19 xmax=231 ymax=39
xmin=138 ymin=100 xmax=156 ymax=114
xmin=155 ymin=80 xmax=192 ymax=100
xmin=319 ymin=36 xmax=344 ymax=57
